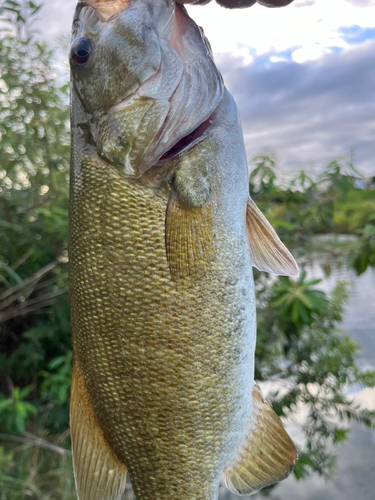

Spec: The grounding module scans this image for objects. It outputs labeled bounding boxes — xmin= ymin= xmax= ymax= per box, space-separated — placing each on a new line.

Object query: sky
xmin=36 ymin=0 xmax=375 ymax=178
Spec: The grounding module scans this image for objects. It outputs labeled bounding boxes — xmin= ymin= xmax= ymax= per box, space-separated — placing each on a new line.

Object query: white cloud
xmin=187 ymin=0 xmax=375 ymax=60
xmin=217 ymin=40 xmax=375 ymax=176
xmin=352 ymin=387 xmax=375 ymax=410
xmin=35 ymin=1 xmax=375 ymax=63
xmin=291 ymin=43 xmax=325 ymax=63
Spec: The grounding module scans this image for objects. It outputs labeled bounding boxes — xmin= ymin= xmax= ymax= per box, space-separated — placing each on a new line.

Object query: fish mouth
xmin=156 ymin=117 xmax=212 ymax=163
xmin=92 ymin=2 xmax=223 ymax=178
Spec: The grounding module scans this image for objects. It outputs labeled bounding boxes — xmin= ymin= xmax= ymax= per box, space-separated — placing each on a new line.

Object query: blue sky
xmin=338 ymin=25 xmax=375 ymax=45
xmin=36 ymin=0 xmax=375 ymax=177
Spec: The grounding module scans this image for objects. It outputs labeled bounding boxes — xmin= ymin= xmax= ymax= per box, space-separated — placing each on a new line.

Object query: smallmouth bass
xmin=69 ymin=1 xmax=298 ymax=499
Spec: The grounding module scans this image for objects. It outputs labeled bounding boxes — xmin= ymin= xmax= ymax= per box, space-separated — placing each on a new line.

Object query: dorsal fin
xmin=224 ymin=384 xmax=297 ymax=496
xmin=246 ymin=197 xmax=299 ymax=277
xmin=70 ymin=366 xmax=127 ymax=500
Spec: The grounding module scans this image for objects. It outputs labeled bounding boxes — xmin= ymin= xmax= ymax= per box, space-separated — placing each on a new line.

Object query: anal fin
xmin=224 ymin=384 xmax=297 ymax=496
xmin=70 ymin=366 xmax=127 ymax=500
xmin=246 ymin=197 xmax=299 ymax=277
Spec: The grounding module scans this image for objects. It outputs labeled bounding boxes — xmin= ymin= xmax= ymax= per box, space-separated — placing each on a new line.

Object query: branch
xmin=0 ymin=432 xmax=71 ymax=456
xmin=0 ymin=261 xmax=58 ymax=302
xmin=0 ymin=287 xmax=68 ymax=323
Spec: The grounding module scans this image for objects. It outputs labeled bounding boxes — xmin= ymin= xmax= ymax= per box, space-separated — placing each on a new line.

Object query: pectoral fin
xmin=223 ymin=384 xmax=297 ymax=496
xmin=165 ymin=159 xmax=216 ymax=280
xmin=70 ymin=367 xmax=127 ymax=500
xmin=165 ymin=187 xmax=215 ymax=280
xmin=246 ymin=197 xmax=299 ymax=276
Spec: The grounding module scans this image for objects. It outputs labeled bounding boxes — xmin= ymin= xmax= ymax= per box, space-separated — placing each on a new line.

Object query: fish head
xmin=70 ymin=0 xmax=173 ymax=112
xmin=70 ymin=0 xmax=224 ymax=178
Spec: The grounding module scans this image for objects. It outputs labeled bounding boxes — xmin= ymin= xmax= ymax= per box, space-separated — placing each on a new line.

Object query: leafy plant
xmin=347 ymin=217 xmax=375 ymax=274
xmin=40 ymin=351 xmax=72 ymax=405
xmin=250 ymin=155 xmax=278 ymax=195
xmin=256 ymin=275 xmax=375 ymax=482
xmin=0 ymin=386 xmax=37 ymax=434
xmin=0 ymin=2 xmax=72 ymax=495
xmin=273 ymin=270 xmax=328 ymax=331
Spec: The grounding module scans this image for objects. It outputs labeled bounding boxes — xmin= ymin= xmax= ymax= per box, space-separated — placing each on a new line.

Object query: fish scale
xmin=69 ymin=131 xmax=253 ymax=499
xmin=69 ymin=2 xmax=298 ymax=499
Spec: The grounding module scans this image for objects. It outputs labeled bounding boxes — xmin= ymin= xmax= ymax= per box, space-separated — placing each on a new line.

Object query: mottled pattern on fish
xmin=70 ymin=91 xmax=255 ymax=498
xmin=69 ymin=2 xmax=298 ymax=499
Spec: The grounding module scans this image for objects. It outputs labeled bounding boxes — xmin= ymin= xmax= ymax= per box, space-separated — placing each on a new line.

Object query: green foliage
xmin=250 ymin=154 xmax=375 ymax=277
xmin=0 ymin=2 xmax=72 ymax=496
xmin=250 ymin=155 xmax=278 ymax=195
xmin=273 ymin=270 xmax=328 ymax=331
xmin=251 ymin=155 xmax=375 ymax=246
xmin=0 ymin=0 xmax=69 ymax=260
xmin=0 ymin=386 xmax=37 ymax=434
xmin=0 ymin=440 xmax=75 ymax=500
xmin=0 ymin=447 xmax=14 ymax=476
xmin=333 ymin=200 xmax=375 ymax=233
xmin=346 ymin=217 xmax=375 ymax=275
xmin=40 ymin=351 xmax=72 ymax=406
xmin=256 ymin=275 xmax=375 ymax=482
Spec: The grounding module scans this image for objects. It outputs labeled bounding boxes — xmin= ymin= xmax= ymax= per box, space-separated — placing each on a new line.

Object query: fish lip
xmin=154 ymin=116 xmax=214 ymax=165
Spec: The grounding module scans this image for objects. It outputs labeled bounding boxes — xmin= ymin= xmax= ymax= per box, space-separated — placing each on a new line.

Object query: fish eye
xmin=70 ymin=37 xmax=94 ymax=67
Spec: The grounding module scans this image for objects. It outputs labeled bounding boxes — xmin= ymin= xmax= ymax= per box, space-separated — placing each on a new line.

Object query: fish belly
xmin=69 ymin=152 xmax=255 ymax=499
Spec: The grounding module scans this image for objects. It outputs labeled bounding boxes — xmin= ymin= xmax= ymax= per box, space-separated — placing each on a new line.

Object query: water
xmin=268 ymin=266 xmax=375 ymax=500
xmin=221 ymin=264 xmax=375 ymax=500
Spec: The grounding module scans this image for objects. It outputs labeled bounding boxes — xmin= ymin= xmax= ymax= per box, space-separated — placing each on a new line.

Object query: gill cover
xmin=70 ymin=0 xmax=223 ymax=178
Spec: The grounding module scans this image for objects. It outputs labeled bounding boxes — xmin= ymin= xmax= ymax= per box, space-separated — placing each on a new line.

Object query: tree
xmin=0 ymin=3 xmax=72 ymax=497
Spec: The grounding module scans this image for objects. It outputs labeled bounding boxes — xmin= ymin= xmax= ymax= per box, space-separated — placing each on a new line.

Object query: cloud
xmin=353 ymin=387 xmax=375 ymax=410
xmin=34 ymin=0 xmax=76 ymax=43
xmin=216 ymin=41 xmax=375 ymax=176
xmin=345 ymin=0 xmax=375 ymax=6
xmin=188 ymin=0 xmax=375 ymax=58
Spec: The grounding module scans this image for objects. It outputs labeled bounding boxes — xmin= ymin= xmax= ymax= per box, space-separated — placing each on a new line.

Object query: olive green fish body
xmin=70 ymin=89 xmax=255 ymax=499
xmin=69 ymin=2 xmax=298 ymax=499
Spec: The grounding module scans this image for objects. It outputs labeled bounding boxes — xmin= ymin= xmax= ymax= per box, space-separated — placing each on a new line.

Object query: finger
xmin=257 ymin=0 xmax=294 ymax=6
xmin=216 ymin=0 xmax=256 ymax=7
xmin=176 ymin=0 xmax=212 ymax=5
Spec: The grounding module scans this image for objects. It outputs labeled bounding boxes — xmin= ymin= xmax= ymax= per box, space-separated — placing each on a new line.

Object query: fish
xmin=68 ymin=1 xmax=299 ymax=499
